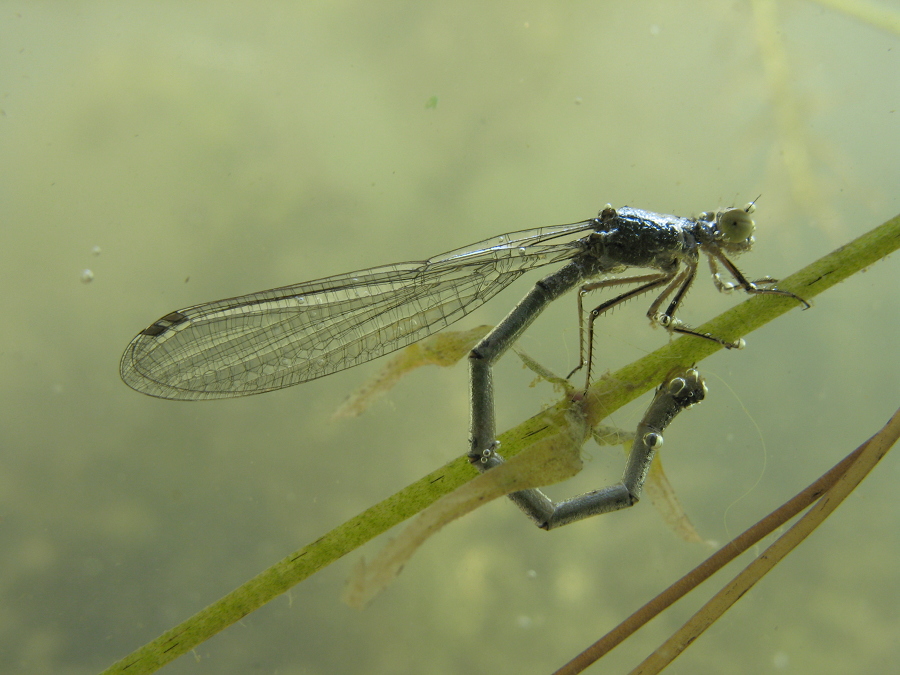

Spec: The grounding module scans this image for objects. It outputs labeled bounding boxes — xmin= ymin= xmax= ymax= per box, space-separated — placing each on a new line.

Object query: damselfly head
xmin=715 ymin=205 xmax=756 ymax=243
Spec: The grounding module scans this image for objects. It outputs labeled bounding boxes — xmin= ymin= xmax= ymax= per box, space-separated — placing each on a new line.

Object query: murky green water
xmin=2 ymin=3 xmax=898 ymax=673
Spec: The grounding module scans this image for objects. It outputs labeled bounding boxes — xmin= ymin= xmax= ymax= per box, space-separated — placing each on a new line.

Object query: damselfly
xmin=121 ymin=203 xmax=804 ymax=400
xmin=121 ymin=203 xmax=806 ymax=528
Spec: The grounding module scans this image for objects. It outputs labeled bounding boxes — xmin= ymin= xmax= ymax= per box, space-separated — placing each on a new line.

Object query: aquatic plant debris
xmin=332 ymin=325 xmax=490 ymax=419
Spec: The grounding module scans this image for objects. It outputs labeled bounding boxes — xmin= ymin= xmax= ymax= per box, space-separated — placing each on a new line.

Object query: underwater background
xmin=2 ymin=2 xmax=899 ymax=673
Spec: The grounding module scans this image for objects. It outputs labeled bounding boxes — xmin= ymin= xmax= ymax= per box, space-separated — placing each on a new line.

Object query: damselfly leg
xmin=565 ymin=205 xmax=809 ymax=390
xmin=472 ymin=367 xmax=707 ymax=530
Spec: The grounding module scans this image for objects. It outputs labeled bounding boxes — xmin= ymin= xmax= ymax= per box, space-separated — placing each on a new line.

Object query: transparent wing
xmin=120 ymin=219 xmax=596 ymax=400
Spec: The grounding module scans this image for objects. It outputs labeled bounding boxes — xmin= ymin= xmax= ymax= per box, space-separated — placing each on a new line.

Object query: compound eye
xmin=717 ymin=207 xmax=755 ymax=243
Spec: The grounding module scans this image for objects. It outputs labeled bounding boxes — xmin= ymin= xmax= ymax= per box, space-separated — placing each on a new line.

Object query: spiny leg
xmin=572 ymin=251 xmax=808 ymax=395
xmin=647 ymin=261 xmax=696 ymax=320
xmin=566 ymin=273 xmax=673 ymax=387
xmin=708 ymin=255 xmax=778 ymax=293
xmin=484 ymin=367 xmax=707 ymax=530
xmin=647 ymin=259 xmax=747 ymax=349
xmin=709 ymin=250 xmax=810 ymax=308
xmin=570 ymin=274 xmax=668 ymax=372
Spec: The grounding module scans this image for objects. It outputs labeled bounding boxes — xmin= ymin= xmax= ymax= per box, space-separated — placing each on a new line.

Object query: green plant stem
xmin=99 ymin=211 xmax=900 ymax=675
